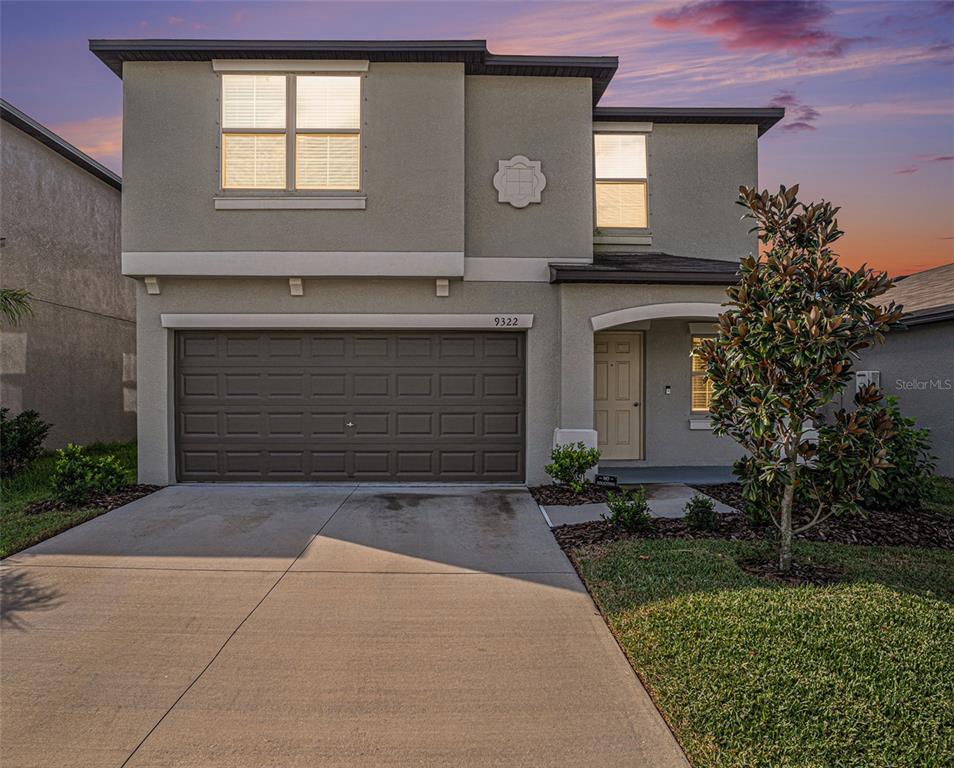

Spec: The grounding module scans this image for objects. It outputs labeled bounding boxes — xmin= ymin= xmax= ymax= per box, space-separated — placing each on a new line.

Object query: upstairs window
xmin=221 ymin=75 xmax=286 ymax=189
xmin=594 ymin=133 xmax=648 ymax=229
xmin=221 ymin=74 xmax=361 ymax=192
xmin=296 ymin=76 xmax=361 ymax=190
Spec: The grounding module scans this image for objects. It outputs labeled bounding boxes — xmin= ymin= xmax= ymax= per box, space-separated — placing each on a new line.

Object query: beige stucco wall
xmin=134 ymin=277 xmax=748 ymax=486
xmin=122 ymin=61 xmax=465 ymax=253
xmin=0 ymin=122 xmax=135 ymax=447
xmin=597 ymin=123 xmax=758 ymax=261
xmin=559 ymin=282 xmax=744 ymax=467
xmin=465 ymin=76 xmax=592 ymax=262
xmin=134 ymin=278 xmax=563 ymax=485
xmin=120 ymin=60 xmax=767 ymax=481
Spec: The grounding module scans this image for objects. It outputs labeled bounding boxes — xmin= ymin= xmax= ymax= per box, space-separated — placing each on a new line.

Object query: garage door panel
xmin=176 ymin=331 xmax=525 ymax=481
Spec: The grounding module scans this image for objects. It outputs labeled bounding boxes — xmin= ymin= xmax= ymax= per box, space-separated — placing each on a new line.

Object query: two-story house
xmin=91 ymin=39 xmax=782 ymax=485
xmin=1 ymin=99 xmax=135 ymax=448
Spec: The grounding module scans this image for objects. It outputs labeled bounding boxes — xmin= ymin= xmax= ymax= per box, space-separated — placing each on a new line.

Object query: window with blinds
xmin=221 ymin=75 xmax=286 ymax=189
xmin=295 ymin=76 xmax=360 ymax=190
xmin=690 ymin=336 xmax=714 ymax=412
xmin=594 ymin=133 xmax=648 ymax=229
xmin=220 ymin=74 xmax=361 ymax=191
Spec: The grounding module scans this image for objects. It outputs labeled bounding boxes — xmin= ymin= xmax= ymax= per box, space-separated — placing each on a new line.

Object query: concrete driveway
xmin=2 ymin=485 xmax=687 ymax=767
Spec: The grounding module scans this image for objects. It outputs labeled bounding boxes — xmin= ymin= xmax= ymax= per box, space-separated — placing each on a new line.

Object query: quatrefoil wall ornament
xmin=493 ymin=155 xmax=547 ymax=208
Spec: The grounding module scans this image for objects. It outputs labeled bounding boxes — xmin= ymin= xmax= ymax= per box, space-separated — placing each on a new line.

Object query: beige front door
xmin=593 ymin=332 xmax=643 ymax=460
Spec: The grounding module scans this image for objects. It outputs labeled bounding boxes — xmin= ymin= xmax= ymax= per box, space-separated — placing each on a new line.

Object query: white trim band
xmin=591 ymin=302 xmax=722 ymax=331
xmin=214 ymin=196 xmax=366 ymax=210
xmin=212 ymin=59 xmax=369 ymax=73
xmin=464 ymin=257 xmax=592 ymax=282
xmin=122 ymin=251 xmax=465 ymax=278
xmin=593 ymin=122 xmax=653 ymax=133
xmin=160 ymin=313 xmax=535 ymax=330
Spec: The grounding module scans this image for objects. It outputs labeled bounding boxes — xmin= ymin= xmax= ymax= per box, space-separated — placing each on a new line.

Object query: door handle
xmin=633 ymin=402 xmax=640 ymax=407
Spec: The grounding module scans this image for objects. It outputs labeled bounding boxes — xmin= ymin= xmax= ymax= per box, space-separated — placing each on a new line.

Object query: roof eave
xmin=89 ymin=39 xmax=619 ymax=100
xmin=0 ymin=99 xmax=121 ymax=190
xmin=550 ymin=267 xmax=738 ymax=285
xmin=592 ymin=106 xmax=785 ymax=136
xmin=903 ymin=304 xmax=954 ymax=326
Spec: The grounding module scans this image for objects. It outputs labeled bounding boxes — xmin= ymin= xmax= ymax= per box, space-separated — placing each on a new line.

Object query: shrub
xmin=0 ymin=408 xmax=51 ymax=476
xmin=699 ymin=184 xmax=902 ymax=571
xmin=603 ymin=487 xmax=651 ymax=532
xmin=863 ymin=397 xmax=936 ymax=511
xmin=684 ymin=494 xmax=718 ymax=530
xmin=52 ymin=444 xmax=126 ymax=505
xmin=545 ymin=441 xmax=600 ymax=493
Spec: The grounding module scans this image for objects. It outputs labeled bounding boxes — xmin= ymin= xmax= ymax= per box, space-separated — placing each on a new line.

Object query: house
xmin=90 ymin=39 xmax=783 ymax=484
xmin=851 ymin=264 xmax=954 ymax=475
xmin=0 ymin=99 xmax=135 ymax=448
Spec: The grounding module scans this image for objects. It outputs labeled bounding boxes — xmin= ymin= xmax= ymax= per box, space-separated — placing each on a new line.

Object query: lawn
xmin=926 ymin=475 xmax=954 ymax=516
xmin=573 ymin=537 xmax=954 ymax=768
xmin=0 ymin=441 xmax=137 ymax=558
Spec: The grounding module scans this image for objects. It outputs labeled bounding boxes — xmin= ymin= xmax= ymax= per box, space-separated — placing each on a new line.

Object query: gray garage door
xmin=176 ymin=330 xmax=525 ymax=482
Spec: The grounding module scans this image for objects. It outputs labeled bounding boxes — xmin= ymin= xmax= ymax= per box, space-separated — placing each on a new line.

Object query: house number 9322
xmin=493 ymin=316 xmax=521 ymax=327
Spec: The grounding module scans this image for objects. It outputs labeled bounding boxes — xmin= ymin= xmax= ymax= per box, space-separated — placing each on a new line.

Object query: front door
xmin=593 ymin=332 xmax=643 ymax=460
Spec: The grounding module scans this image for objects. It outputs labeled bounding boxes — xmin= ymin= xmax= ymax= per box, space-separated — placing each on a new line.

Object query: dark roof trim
xmin=903 ymin=303 xmax=954 ymax=327
xmin=89 ymin=39 xmax=618 ymax=103
xmin=550 ymin=266 xmax=738 ymax=285
xmin=0 ymin=99 xmax=121 ymax=190
xmin=593 ymin=106 xmax=785 ymax=136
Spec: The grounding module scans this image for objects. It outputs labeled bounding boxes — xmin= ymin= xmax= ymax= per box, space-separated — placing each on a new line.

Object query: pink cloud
xmin=50 ymin=114 xmax=122 ymax=172
xmin=894 ymin=167 xmax=919 ymax=175
xmin=767 ymin=90 xmax=821 ymax=132
xmin=654 ymin=0 xmax=870 ymax=57
xmin=933 ymin=155 xmax=954 ymax=162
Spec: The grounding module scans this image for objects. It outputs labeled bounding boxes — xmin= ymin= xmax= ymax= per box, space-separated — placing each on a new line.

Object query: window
xmin=221 ymin=74 xmax=361 ymax=192
xmin=690 ymin=336 xmax=714 ymax=412
xmin=594 ymin=133 xmax=648 ymax=229
xmin=296 ymin=76 xmax=361 ymax=189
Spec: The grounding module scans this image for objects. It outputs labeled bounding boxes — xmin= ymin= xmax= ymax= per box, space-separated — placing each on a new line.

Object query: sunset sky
xmin=2 ymin=0 xmax=952 ymax=275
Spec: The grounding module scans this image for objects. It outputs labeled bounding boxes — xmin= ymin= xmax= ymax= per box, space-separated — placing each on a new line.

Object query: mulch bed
xmin=552 ymin=482 xmax=953 ymax=552
xmin=736 ymin=557 xmax=844 ymax=586
xmin=25 ymin=485 xmax=160 ymax=516
xmin=529 ymin=483 xmax=609 ymax=506
xmin=691 ymin=483 xmax=954 ymax=550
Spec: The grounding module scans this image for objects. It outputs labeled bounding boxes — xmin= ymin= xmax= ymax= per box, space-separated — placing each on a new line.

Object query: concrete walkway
xmin=544 ymin=483 xmax=737 ymax=527
xmin=2 ymin=485 xmax=688 ymax=768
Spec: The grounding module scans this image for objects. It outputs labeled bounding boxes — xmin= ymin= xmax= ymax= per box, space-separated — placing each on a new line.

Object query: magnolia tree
xmin=698 ymin=185 xmax=904 ymax=571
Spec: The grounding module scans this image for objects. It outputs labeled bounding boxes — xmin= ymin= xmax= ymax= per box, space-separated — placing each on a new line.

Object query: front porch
xmin=554 ymin=283 xmax=746 ymax=472
xmin=597 ymin=464 xmax=734 ymax=484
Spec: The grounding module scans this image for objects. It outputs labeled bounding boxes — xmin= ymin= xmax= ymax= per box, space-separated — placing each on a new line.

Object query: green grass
xmin=0 ymin=441 xmax=137 ymax=558
xmin=574 ymin=538 xmax=954 ymax=768
xmin=926 ymin=476 xmax=954 ymax=516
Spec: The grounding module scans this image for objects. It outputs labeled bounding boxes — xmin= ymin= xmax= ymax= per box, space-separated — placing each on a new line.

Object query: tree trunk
xmin=778 ymin=463 xmax=797 ymax=573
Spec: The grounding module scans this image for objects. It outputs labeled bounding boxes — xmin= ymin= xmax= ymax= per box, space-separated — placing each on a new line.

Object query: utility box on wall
xmin=855 ymin=370 xmax=881 ymax=389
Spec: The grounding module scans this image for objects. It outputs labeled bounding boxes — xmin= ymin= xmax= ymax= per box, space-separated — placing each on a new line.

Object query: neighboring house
xmin=850 ymin=264 xmax=954 ymax=475
xmin=0 ymin=99 xmax=135 ymax=448
xmin=90 ymin=39 xmax=783 ymax=484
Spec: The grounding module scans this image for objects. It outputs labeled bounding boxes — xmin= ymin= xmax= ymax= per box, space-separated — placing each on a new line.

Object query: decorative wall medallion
xmin=493 ymin=155 xmax=547 ymax=208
